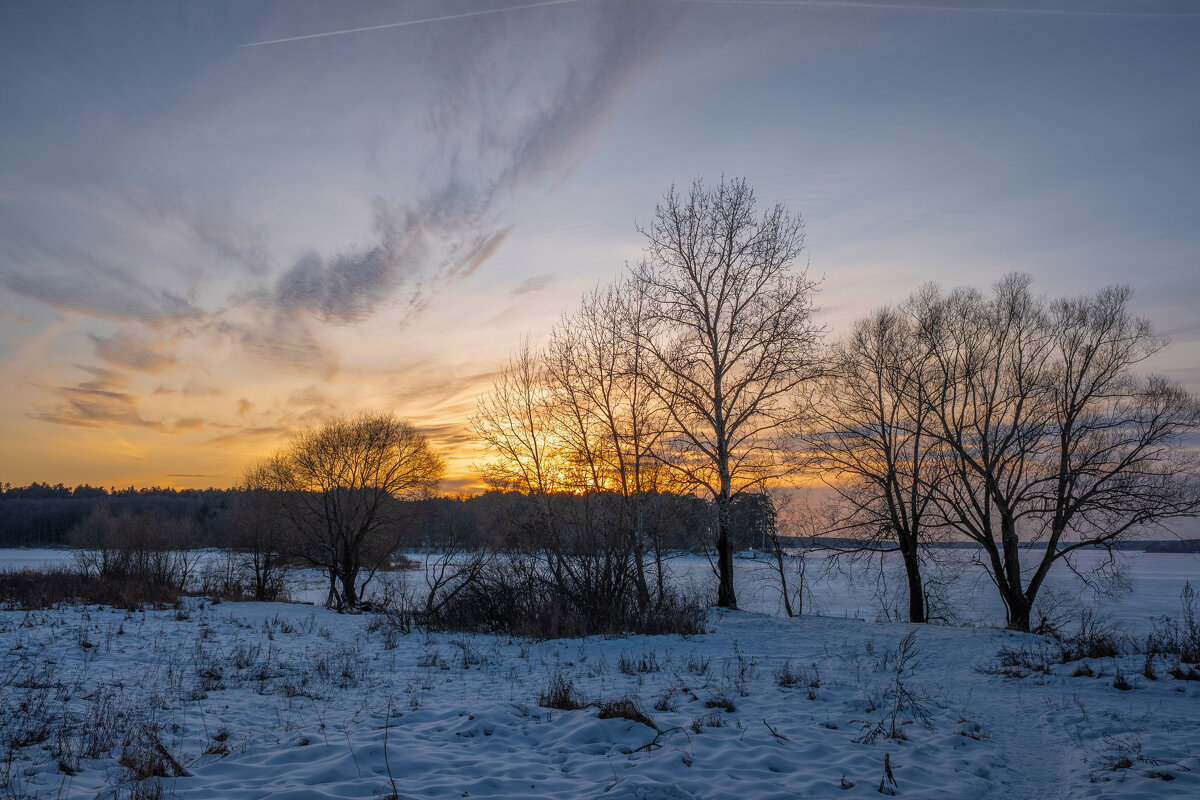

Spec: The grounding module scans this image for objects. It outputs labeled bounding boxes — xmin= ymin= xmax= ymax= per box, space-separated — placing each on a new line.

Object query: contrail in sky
xmin=240 ymin=0 xmax=1200 ymax=48
xmin=666 ymin=0 xmax=1200 ymax=18
xmin=239 ymin=0 xmax=583 ymax=47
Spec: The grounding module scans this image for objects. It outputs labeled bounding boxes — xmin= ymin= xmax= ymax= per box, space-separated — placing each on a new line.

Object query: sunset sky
xmin=1 ymin=0 xmax=1198 ymax=493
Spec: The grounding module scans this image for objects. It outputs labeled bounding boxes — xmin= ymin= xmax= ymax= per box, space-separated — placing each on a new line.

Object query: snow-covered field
xmin=2 ymin=549 xmax=1198 ymax=798
xmin=2 ymin=546 xmax=1196 ymax=627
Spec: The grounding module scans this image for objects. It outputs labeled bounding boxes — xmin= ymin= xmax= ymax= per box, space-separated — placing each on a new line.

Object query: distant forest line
xmin=2 ymin=482 xmax=1196 ymax=554
xmin=0 ymin=481 xmax=742 ymax=553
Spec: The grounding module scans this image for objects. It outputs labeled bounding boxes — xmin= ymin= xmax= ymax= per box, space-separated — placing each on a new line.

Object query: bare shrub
xmin=704 ymin=691 xmax=736 ymax=713
xmin=979 ymin=644 xmax=1053 ymax=679
xmin=70 ymin=507 xmax=196 ymax=590
xmin=0 ymin=568 xmax=179 ymax=610
xmin=596 ymin=697 xmax=656 ymax=729
xmin=118 ymin=724 xmax=187 ymax=780
xmin=449 ymin=638 xmax=489 ymax=669
xmin=539 ymin=672 xmax=584 ymax=711
xmin=690 ymin=712 xmax=726 ymax=732
xmin=617 ymin=651 xmax=662 ymax=675
xmin=1053 ymin=609 xmax=1123 ymax=662
xmin=1146 ymin=582 xmax=1200 ymax=663
xmin=1071 ymin=662 xmax=1095 ymax=678
xmin=194 ymin=553 xmax=249 ymax=601
xmin=652 ymin=688 xmax=678 ymax=713
xmin=419 ymin=555 xmax=705 ymax=639
xmin=1168 ymin=663 xmax=1200 ymax=681
xmin=776 ymin=660 xmax=820 ymax=690
xmin=859 ymin=632 xmax=933 ymax=743
xmin=683 ymin=651 xmax=710 ymax=675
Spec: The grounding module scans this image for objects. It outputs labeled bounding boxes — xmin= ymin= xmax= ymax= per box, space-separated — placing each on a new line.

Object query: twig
xmin=762 ymin=718 xmax=789 ymax=742
xmin=383 ymin=699 xmax=399 ymax=799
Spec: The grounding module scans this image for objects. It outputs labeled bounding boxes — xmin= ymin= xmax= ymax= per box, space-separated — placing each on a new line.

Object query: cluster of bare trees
xmin=811 ymin=275 xmax=1200 ymax=631
xmin=474 ymin=178 xmax=824 ymax=614
xmin=70 ymin=507 xmax=199 ymax=590
xmin=476 ymin=179 xmax=1199 ymax=633
xmin=52 ymin=179 xmax=1197 ymax=636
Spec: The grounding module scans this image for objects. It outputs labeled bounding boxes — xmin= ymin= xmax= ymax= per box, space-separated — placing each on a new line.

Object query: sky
xmin=1 ymin=0 xmax=1198 ymax=493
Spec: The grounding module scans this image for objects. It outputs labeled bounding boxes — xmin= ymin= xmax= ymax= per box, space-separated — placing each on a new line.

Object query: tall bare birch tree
xmin=635 ymin=177 xmax=822 ymax=609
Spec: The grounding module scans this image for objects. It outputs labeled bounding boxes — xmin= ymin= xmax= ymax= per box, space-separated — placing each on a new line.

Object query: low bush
xmin=413 ymin=558 xmax=706 ymax=639
xmin=979 ymin=644 xmax=1052 ymax=678
xmin=690 ymin=712 xmax=726 ymax=732
xmin=1071 ymin=661 xmax=1095 ymax=678
xmin=1145 ymin=582 xmax=1200 ymax=664
xmin=704 ymin=691 xmax=736 ymax=713
xmin=1168 ymin=663 xmax=1200 ymax=681
xmin=1053 ymin=609 xmax=1122 ymax=662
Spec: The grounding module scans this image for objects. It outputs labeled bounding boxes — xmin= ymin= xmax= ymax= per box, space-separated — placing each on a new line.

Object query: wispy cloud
xmin=205 ymin=425 xmax=287 ymax=447
xmin=213 ymin=311 xmax=338 ymax=374
xmin=509 ymin=274 xmax=556 ymax=298
xmin=3 ymin=0 xmax=682 ymax=484
xmin=1 ymin=234 xmax=199 ymax=323
xmin=90 ymin=331 xmax=177 ymax=373
xmin=31 ymin=367 xmax=166 ymax=431
xmin=121 ymin=189 xmax=273 ymax=277
xmin=273 ymin=198 xmax=434 ymax=323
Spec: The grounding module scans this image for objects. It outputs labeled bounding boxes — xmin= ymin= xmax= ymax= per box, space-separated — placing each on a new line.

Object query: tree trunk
xmin=774 ymin=545 xmax=794 ymax=618
xmin=999 ymin=512 xmax=1030 ymax=632
xmin=1006 ymin=594 xmax=1033 ymax=633
xmin=326 ymin=567 xmax=338 ymax=609
xmin=632 ymin=503 xmax=650 ymax=611
xmin=716 ymin=492 xmax=737 ymax=609
xmin=900 ymin=539 xmax=926 ymax=624
xmin=339 ymin=566 xmax=358 ymax=610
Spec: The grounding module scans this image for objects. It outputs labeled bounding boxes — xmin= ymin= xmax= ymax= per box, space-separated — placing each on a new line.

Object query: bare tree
xmin=260 ymin=412 xmax=444 ymax=611
xmin=473 ymin=338 xmax=563 ymax=496
xmin=545 ymin=279 xmax=680 ymax=608
xmin=751 ymin=487 xmax=817 ymax=618
xmin=635 ymin=177 xmax=822 ymax=608
xmin=228 ymin=456 xmax=293 ymax=601
xmin=69 ymin=506 xmax=196 ymax=590
xmin=472 ymin=337 xmax=567 ymax=560
xmin=414 ymin=500 xmax=493 ymax=626
xmin=916 ymin=275 xmax=1200 ymax=631
xmin=474 ymin=295 xmax=702 ymax=631
xmin=1028 ymin=286 xmax=1200 ymax=616
xmin=806 ymin=303 xmax=941 ymax=623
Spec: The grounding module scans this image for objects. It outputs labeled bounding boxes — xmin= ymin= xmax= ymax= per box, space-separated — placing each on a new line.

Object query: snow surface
xmin=2 ymin=551 xmax=1199 ymax=798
